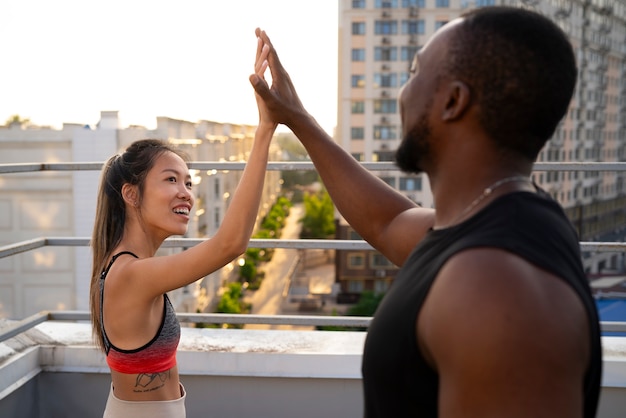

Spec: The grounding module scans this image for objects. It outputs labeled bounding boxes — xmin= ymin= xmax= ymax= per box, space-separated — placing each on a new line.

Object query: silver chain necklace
xmin=451 ymin=175 xmax=531 ymax=226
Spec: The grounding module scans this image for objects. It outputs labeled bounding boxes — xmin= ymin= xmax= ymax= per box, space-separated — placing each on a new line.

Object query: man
xmin=250 ymin=6 xmax=601 ymax=418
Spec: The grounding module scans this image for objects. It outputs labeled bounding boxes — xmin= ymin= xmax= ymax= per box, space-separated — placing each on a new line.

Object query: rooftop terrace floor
xmin=1 ymin=319 xmax=626 ymax=418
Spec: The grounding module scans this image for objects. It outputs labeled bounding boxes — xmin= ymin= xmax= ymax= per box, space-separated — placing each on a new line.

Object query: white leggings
xmin=103 ymin=383 xmax=186 ymax=418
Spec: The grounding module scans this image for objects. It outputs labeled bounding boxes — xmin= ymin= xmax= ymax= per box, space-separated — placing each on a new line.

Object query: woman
xmin=89 ymin=37 xmax=275 ymax=417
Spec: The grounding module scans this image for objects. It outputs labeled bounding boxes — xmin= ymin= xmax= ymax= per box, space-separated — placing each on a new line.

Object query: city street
xmin=244 ymin=203 xmax=307 ymax=330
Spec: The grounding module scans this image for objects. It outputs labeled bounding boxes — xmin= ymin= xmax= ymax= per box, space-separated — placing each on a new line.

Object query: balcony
xmin=2 ymin=161 xmax=626 ymax=417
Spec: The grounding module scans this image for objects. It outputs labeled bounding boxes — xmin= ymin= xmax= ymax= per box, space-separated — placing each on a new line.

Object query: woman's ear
xmin=121 ymin=183 xmax=138 ymax=208
xmin=441 ymin=81 xmax=471 ymax=121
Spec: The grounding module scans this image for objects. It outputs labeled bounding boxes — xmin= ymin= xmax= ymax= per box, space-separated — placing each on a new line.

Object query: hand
xmin=249 ymin=28 xmax=307 ymax=128
xmin=253 ymin=33 xmax=277 ymax=130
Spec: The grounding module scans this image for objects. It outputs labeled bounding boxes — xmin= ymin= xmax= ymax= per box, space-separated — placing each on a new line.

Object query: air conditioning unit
xmin=409 ymin=7 xmax=418 ymax=17
xmin=409 ymin=35 xmax=417 ymax=44
xmin=381 ymin=117 xmax=389 ymax=124
xmin=382 ymin=37 xmax=390 ymax=44
xmin=381 ymin=90 xmax=389 ymax=97
xmin=381 ymin=64 xmax=390 ymax=71
xmin=382 ymin=11 xmax=391 ymax=18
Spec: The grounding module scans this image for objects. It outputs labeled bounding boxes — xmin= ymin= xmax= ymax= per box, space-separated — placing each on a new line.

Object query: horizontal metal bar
xmin=0 ymin=162 xmax=104 ymax=173
xmin=532 ymin=162 xmax=626 ymax=171
xmin=161 ymin=238 xmax=376 ymax=250
xmin=176 ymin=313 xmax=371 ymax=327
xmin=601 ymin=321 xmax=626 ymax=333
xmin=2 ymin=238 xmax=626 ymax=262
xmin=0 ymin=311 xmax=50 ymax=343
xmin=41 ymin=237 xmax=373 ymax=250
xmin=2 ymin=312 xmax=624 ymax=345
xmin=0 ymin=238 xmax=47 ymax=259
xmin=580 ymin=242 xmax=626 ymax=252
xmin=0 ymin=162 xmax=318 ymax=173
xmin=37 ymin=311 xmax=626 ymax=332
xmin=3 ymin=161 xmax=626 ymax=174
xmin=46 ymin=311 xmax=370 ymax=327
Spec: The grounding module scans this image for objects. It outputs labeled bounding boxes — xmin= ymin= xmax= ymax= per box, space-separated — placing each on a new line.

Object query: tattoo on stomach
xmin=133 ymin=370 xmax=170 ymax=392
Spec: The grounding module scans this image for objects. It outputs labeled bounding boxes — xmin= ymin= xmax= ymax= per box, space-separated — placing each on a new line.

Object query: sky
xmin=1 ymin=0 xmax=339 ymax=134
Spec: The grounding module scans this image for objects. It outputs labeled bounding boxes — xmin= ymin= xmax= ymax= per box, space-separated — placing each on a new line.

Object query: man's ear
xmin=441 ymin=81 xmax=471 ymax=121
xmin=121 ymin=183 xmax=138 ymax=208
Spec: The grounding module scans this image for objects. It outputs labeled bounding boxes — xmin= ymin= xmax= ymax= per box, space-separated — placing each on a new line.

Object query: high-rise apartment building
xmin=0 ymin=111 xmax=281 ymax=318
xmin=335 ymin=0 xmax=626 ymax=299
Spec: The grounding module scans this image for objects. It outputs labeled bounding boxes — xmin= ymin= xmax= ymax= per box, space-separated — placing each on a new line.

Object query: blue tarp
xmin=596 ymin=299 xmax=626 ymax=336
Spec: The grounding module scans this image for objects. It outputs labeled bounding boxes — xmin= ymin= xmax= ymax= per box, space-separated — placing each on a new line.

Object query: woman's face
xmin=138 ymin=151 xmax=194 ymax=238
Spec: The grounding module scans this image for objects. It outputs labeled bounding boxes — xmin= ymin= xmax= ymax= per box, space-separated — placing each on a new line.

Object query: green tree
xmin=316 ymin=291 xmax=385 ymax=332
xmin=216 ymin=283 xmax=243 ymax=314
xmin=347 ymin=291 xmax=385 ymax=316
xmin=300 ymin=189 xmax=336 ymax=238
xmin=239 ymin=258 xmax=257 ymax=282
xmin=5 ymin=114 xmax=30 ymax=127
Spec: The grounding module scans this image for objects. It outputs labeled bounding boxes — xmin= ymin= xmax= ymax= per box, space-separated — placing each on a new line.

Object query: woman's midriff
xmin=110 ymin=365 xmax=182 ymax=401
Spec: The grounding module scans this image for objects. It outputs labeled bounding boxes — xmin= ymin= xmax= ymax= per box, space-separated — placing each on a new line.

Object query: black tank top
xmin=361 ymin=189 xmax=601 ymax=417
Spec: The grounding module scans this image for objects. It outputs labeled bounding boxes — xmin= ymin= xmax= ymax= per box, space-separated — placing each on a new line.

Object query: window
xmin=402 ymin=20 xmax=423 ymax=34
xmin=374 ymin=73 xmax=398 ymax=87
xmin=400 ymin=72 xmax=410 ymax=86
xmin=401 ymin=46 xmax=420 ymax=61
xmin=213 ymin=207 xmax=221 ymax=229
xmin=351 ymin=74 xmax=366 ymax=88
xmin=352 ymin=22 xmax=366 ymax=35
xmin=403 ymin=0 xmax=424 ymax=6
xmin=352 ymin=48 xmax=366 ymax=61
xmin=400 ymin=176 xmax=422 ymax=191
xmin=349 ymin=229 xmax=363 ymax=240
xmin=371 ymin=253 xmax=394 ymax=267
xmin=374 ymin=99 xmax=397 ymax=113
xmin=213 ymin=177 xmax=220 ymax=199
xmin=352 ymin=101 xmax=365 ymax=113
xmin=351 ymin=127 xmax=365 ymax=139
xmin=375 ymin=0 xmax=398 ymax=7
xmin=476 ymin=0 xmax=495 ymax=5
xmin=348 ymin=280 xmax=364 ymax=293
xmin=375 ymin=20 xmax=398 ymax=35
xmin=375 ymin=151 xmax=395 ymax=162
xmin=374 ymin=280 xmax=389 ymax=293
xmin=436 ymin=0 xmax=449 ymax=7
xmin=374 ymin=125 xmax=397 ymax=140
xmin=374 ymin=47 xmax=398 ymax=61
xmin=352 ymin=0 xmax=366 ymax=8
xmin=380 ymin=176 xmax=396 ymax=187
xmin=435 ymin=20 xmax=448 ymax=30
xmin=348 ymin=254 xmax=366 ymax=268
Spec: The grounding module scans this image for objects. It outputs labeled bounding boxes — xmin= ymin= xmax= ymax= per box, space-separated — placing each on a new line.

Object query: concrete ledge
xmin=0 ymin=346 xmax=40 ymax=400
xmin=30 ymin=323 xmax=366 ymax=380
xmin=1 ymin=321 xmax=626 ymax=418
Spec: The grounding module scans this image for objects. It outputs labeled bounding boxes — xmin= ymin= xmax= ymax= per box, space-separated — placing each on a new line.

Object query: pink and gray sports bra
xmin=99 ymin=251 xmax=180 ymax=374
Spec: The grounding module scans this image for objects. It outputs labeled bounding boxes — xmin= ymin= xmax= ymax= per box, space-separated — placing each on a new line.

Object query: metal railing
xmin=1 ymin=309 xmax=624 ymax=345
xmin=0 ymin=311 xmax=373 ymax=344
xmin=2 ymin=161 xmax=626 ymax=174
xmin=2 ymin=160 xmax=626 ymax=342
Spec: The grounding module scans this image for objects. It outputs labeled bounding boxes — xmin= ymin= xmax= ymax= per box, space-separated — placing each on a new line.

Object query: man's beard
xmin=395 ymin=112 xmax=432 ymax=175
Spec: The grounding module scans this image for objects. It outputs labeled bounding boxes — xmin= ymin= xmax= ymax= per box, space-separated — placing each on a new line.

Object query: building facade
xmin=335 ymin=0 xmax=626 ymax=300
xmin=0 ymin=111 xmax=281 ymax=319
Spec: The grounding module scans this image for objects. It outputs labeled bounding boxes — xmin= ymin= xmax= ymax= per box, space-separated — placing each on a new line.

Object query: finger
xmin=258 ymin=30 xmax=283 ymax=85
xmin=258 ymin=59 xmax=268 ymax=77
xmin=255 ymin=35 xmax=263 ymax=64
xmin=256 ymin=45 xmax=270 ymax=75
xmin=260 ymin=30 xmax=286 ymax=70
xmin=254 ymin=59 xmax=268 ymax=80
xmin=249 ymin=73 xmax=270 ymax=98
